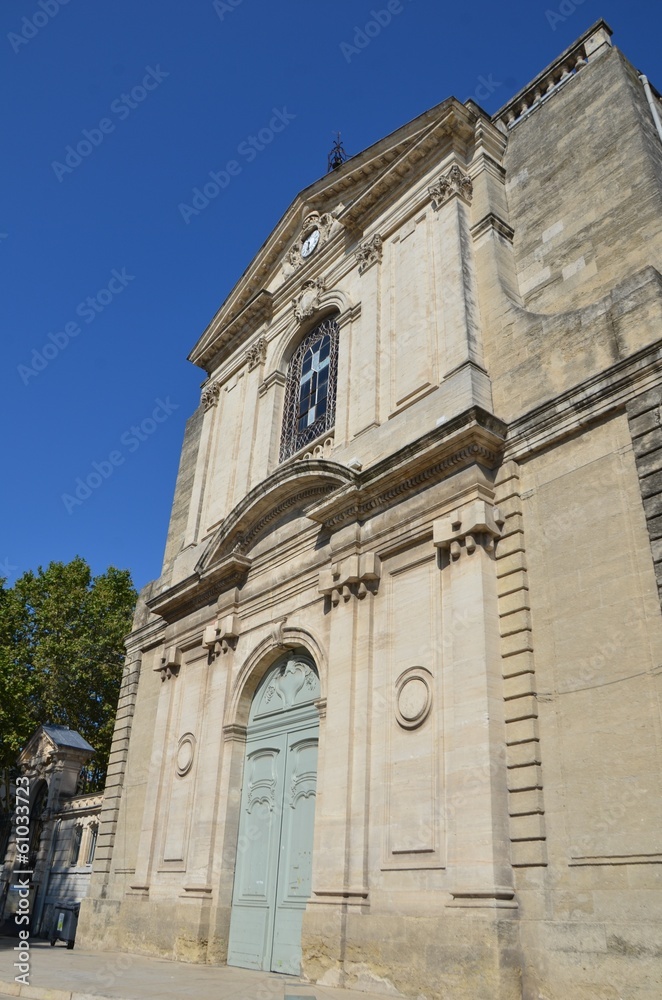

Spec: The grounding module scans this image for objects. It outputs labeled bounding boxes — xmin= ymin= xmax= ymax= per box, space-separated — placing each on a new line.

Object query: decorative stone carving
xmin=202 ymin=613 xmax=241 ymax=656
xmin=175 ymin=734 xmax=195 ymax=777
xmin=264 ymin=658 xmax=318 ymax=710
xmin=286 ymin=212 xmax=335 ymax=271
xmin=395 ymin=667 xmax=433 ymax=730
xmin=318 ymin=552 xmax=381 ymax=605
xmin=356 ymin=234 xmax=383 ymax=274
xmin=293 ymin=278 xmax=326 ymax=323
xmin=245 ymin=336 xmax=267 ymax=371
xmin=271 ymin=619 xmax=287 ymax=649
xmin=201 ymin=381 xmax=221 ymax=411
xmin=297 ymin=435 xmax=335 ymax=461
xmin=433 ymin=501 xmax=504 ymax=560
xmin=155 ymin=646 xmax=181 ymax=682
xmin=429 ymin=164 xmax=473 ymax=209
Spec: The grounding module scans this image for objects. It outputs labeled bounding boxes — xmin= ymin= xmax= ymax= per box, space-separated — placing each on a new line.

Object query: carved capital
xmin=293 ymin=278 xmax=326 ymax=323
xmin=319 ymin=552 xmax=381 ymax=606
xmin=245 ymin=336 xmax=267 ymax=372
xmin=201 ymin=381 xmax=221 ymax=411
xmin=429 ymin=164 xmax=473 ymax=209
xmin=356 ymin=234 xmax=383 ymax=274
xmin=433 ymin=501 xmax=504 ymax=560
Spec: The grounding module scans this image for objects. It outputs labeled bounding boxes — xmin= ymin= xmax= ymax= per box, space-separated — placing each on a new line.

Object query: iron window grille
xmin=86 ymin=824 xmax=98 ymax=865
xmin=70 ymin=825 xmax=83 ymax=867
xmin=279 ymin=315 xmax=339 ymax=462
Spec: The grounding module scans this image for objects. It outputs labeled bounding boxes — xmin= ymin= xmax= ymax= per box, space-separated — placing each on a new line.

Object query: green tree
xmin=0 ymin=557 xmax=136 ymax=796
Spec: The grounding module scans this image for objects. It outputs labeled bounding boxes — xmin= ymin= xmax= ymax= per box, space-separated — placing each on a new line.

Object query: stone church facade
xmin=79 ymin=21 xmax=662 ymax=1000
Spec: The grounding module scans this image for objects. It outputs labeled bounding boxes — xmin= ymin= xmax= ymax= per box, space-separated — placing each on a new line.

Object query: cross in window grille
xmin=280 ymin=316 xmax=339 ymax=462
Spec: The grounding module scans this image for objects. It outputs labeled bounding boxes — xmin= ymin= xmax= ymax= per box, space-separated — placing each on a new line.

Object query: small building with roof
xmin=0 ymin=724 xmax=102 ymax=939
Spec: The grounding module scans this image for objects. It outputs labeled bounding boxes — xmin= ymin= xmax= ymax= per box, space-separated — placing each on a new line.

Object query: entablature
xmin=306 ymin=406 xmax=506 ymax=531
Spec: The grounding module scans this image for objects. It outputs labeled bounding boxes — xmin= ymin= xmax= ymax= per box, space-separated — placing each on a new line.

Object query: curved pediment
xmin=196 ymin=460 xmax=356 ymax=576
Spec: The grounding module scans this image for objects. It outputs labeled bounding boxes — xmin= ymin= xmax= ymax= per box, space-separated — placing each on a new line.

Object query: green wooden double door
xmin=227 ymin=655 xmax=320 ymax=975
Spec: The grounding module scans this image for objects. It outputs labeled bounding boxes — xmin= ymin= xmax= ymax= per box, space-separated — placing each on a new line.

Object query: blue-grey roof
xmin=42 ymin=725 xmax=94 ymax=753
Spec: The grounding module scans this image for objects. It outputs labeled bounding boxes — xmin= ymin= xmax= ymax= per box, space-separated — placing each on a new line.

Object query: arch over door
xmin=227 ymin=652 xmax=320 ymax=975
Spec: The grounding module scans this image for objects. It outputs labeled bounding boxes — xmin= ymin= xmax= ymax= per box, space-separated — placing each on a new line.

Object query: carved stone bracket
xmin=201 ymin=381 xmax=221 ymax=411
xmin=202 ymin=613 xmax=241 ymax=657
xmin=293 ymin=278 xmax=326 ymax=323
xmin=356 ymin=234 xmax=383 ymax=274
xmin=318 ymin=552 xmax=381 ymax=606
xmin=429 ymin=164 xmax=473 ymax=209
xmin=156 ymin=646 xmax=181 ymax=682
xmin=245 ymin=336 xmax=267 ymax=372
xmin=433 ymin=501 xmax=504 ymax=560
xmin=285 ymin=212 xmax=336 ymax=272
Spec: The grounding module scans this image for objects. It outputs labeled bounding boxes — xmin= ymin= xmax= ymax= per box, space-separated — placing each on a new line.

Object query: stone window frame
xmin=279 ymin=314 xmax=339 ymax=463
xmin=85 ymin=822 xmax=98 ymax=866
xmin=69 ymin=824 xmax=83 ymax=867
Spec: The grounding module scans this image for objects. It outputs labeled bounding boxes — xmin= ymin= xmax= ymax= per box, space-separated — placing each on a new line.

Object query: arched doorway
xmin=227 ymin=651 xmax=320 ymax=975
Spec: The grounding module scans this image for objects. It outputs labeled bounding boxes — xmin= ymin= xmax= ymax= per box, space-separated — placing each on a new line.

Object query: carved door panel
xmin=270 ymin=734 xmax=318 ymax=973
xmin=227 ymin=654 xmax=320 ymax=976
xmin=227 ymin=740 xmax=286 ymax=970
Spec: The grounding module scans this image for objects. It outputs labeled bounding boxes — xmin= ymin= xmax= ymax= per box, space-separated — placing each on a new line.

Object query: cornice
xmin=124 ymin=616 xmax=166 ymax=655
xmin=147 ymin=461 xmax=356 ymax=624
xmin=144 ymin=410 xmax=506 ymax=624
xmin=505 ymin=336 xmax=662 ymax=462
xmin=197 ymin=460 xmax=356 ymax=571
xmin=493 ymin=19 xmax=613 ymax=130
xmin=195 ymin=289 xmax=273 ymax=375
xmin=338 ymin=103 xmax=476 ymax=234
xmin=145 ymin=556 xmax=250 ymax=625
xmin=307 ymin=407 xmax=507 ymax=530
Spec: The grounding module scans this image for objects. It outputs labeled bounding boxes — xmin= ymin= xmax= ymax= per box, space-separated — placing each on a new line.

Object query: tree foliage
xmin=0 ymin=557 xmax=136 ymax=803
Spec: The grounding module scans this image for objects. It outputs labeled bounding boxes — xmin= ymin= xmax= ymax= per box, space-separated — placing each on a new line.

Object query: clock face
xmin=301 ymin=228 xmax=320 ymax=259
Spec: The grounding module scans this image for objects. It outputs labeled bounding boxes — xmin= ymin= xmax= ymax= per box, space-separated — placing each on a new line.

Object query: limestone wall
xmin=80 ymin=20 xmax=662 ymax=1000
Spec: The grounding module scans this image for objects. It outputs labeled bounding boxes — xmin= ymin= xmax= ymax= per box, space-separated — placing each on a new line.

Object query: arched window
xmin=279 ymin=315 xmax=339 ymax=462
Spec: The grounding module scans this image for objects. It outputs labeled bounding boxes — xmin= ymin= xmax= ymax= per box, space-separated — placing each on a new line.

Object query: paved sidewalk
xmin=0 ymin=937 xmax=397 ymax=1000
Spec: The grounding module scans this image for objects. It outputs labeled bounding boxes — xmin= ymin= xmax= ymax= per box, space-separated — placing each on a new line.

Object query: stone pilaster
xmin=88 ymin=650 xmax=142 ymax=883
xmin=434 ymin=500 xmax=516 ymax=903
xmin=494 ymin=461 xmax=547 ymax=868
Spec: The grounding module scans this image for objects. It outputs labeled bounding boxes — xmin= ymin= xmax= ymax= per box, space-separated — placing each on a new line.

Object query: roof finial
xmin=327 ymin=131 xmax=348 ymax=172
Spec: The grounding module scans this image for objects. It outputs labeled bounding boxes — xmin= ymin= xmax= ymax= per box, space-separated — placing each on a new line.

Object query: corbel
xmin=433 ymin=500 xmax=504 ymax=560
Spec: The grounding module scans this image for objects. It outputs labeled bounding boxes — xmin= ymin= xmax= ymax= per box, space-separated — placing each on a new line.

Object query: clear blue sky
xmin=2 ymin=0 xmax=660 ymax=593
